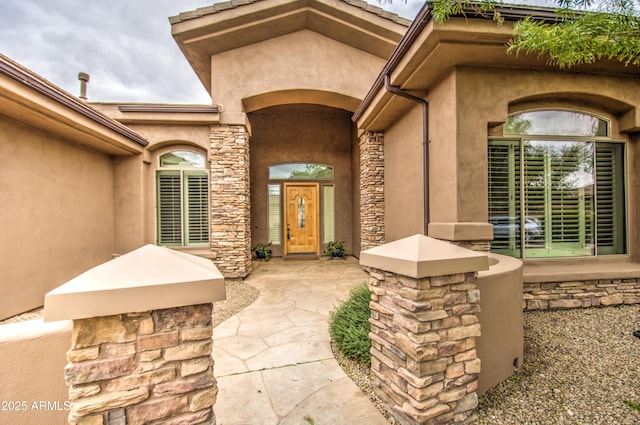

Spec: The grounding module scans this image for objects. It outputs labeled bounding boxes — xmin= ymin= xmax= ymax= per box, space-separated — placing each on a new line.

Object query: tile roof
xmin=169 ymin=0 xmax=413 ymax=27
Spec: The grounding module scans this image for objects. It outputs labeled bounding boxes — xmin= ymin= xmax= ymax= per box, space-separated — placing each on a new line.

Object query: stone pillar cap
xmin=360 ymin=234 xmax=489 ymax=278
xmin=44 ymin=245 xmax=225 ymax=322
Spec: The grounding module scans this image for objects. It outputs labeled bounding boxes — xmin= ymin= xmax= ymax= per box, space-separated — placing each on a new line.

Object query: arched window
xmin=156 ymin=150 xmax=209 ymax=247
xmin=504 ymin=110 xmax=609 ymax=137
xmin=159 ymin=150 xmax=206 ymax=167
xmin=489 ymin=110 xmax=625 ymax=258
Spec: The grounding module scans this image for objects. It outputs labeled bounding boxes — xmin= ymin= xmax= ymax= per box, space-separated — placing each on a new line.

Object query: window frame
xmin=156 ymin=149 xmax=210 ymax=248
xmin=488 ymin=109 xmax=628 ymax=260
xmin=267 ymin=163 xmax=336 ymax=247
xmin=267 ymin=184 xmax=282 ymax=245
xmin=268 ymin=163 xmax=334 ymax=180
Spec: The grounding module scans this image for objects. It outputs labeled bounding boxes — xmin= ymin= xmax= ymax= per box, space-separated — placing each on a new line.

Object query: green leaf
xmin=428 ymin=0 xmax=640 ymax=67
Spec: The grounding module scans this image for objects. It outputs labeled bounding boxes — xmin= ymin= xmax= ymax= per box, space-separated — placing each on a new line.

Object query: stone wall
xmin=360 ymin=131 xmax=385 ymax=252
xmin=65 ymin=304 xmax=216 ymax=425
xmin=523 ymin=278 xmax=640 ymax=310
xmin=209 ymin=124 xmax=251 ymax=278
xmin=449 ymin=241 xmax=490 ymax=252
xmin=366 ymin=267 xmax=481 ymax=425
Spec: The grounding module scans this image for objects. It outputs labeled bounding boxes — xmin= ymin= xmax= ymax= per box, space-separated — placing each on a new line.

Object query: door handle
xmin=287 ymin=224 xmax=291 ymax=240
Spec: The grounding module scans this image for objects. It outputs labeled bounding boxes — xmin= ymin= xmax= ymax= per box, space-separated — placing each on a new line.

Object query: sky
xmin=0 ymin=0 xmax=423 ymax=104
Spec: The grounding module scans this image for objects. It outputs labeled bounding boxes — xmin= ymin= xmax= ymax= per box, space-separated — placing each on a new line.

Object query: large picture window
xmin=489 ymin=110 xmax=626 ymax=258
xmin=156 ymin=151 xmax=209 ymax=247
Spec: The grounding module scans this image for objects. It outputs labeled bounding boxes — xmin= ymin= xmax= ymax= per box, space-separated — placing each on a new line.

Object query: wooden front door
xmin=284 ymin=183 xmax=319 ymax=254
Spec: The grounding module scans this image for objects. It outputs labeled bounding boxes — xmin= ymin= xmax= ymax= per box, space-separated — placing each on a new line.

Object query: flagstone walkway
xmin=212 ymin=258 xmax=389 ymax=425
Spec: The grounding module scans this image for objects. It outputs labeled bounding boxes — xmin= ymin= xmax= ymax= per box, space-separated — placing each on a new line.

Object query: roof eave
xmin=0 ymin=55 xmax=148 ymax=150
xmin=353 ymin=2 xmax=636 ymax=128
xmin=91 ymin=103 xmax=222 ymax=125
xmin=170 ymin=0 xmax=410 ymax=98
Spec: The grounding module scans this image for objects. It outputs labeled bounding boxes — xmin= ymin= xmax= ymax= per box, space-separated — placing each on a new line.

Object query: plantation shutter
xmin=490 ymin=111 xmax=626 ymax=259
xmin=596 ymin=143 xmax=625 ymax=254
xmin=157 ymin=171 xmax=182 ymax=245
xmin=268 ymin=185 xmax=281 ymax=244
xmin=185 ymin=172 xmax=209 ymax=244
xmin=522 ymin=142 xmax=547 ymax=247
xmin=488 ymin=141 xmax=520 ymax=254
xmin=322 ymin=185 xmax=335 ymax=243
xmin=549 ymin=150 xmax=577 ymax=245
xmin=522 ymin=141 xmax=595 ymax=256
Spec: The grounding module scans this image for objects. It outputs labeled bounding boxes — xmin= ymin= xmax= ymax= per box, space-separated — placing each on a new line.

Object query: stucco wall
xmin=458 ymin=67 xmax=637 ymax=252
xmin=381 ymin=66 xmax=639 ymax=252
xmin=383 ymin=103 xmax=424 ymax=242
xmin=476 ymin=254 xmax=524 ymax=395
xmin=118 ymin=123 xmax=212 ymax=252
xmin=125 ymin=124 xmax=211 ymax=152
xmin=427 ymin=71 xmax=459 ymax=224
xmin=448 ymin=66 xmax=637 ymax=224
xmin=211 ymin=30 xmax=386 ymax=114
xmin=0 ymin=320 xmax=71 ymax=425
xmin=248 ymin=105 xmax=355 ymax=257
xmin=0 ymin=116 xmax=116 ymax=320
xmin=113 ymin=156 xmax=147 ymax=254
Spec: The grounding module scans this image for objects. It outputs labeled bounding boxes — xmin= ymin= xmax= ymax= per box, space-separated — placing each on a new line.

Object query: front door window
xmin=297 ymin=198 xmax=306 ymax=228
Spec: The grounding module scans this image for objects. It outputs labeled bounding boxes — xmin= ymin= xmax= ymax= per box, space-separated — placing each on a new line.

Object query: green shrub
xmin=329 ymin=283 xmax=371 ymax=364
xmin=324 ymin=240 xmax=347 ymax=259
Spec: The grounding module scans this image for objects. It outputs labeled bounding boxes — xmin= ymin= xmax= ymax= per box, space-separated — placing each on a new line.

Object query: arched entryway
xmin=248 ymin=104 xmax=360 ymax=258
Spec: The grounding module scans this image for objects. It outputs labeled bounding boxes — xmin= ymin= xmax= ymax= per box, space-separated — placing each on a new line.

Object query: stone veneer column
xmin=65 ymin=304 xmax=216 ymax=425
xmin=43 ymin=245 xmax=226 ymax=425
xmin=209 ymin=124 xmax=251 ymax=278
xmin=360 ymin=131 xmax=385 ymax=252
xmin=360 ymin=235 xmax=488 ymax=425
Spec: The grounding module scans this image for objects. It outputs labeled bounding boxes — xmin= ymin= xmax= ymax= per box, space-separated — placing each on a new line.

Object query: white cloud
xmin=0 ymin=0 xmax=215 ymax=103
xmin=0 ymin=0 xmax=559 ymax=104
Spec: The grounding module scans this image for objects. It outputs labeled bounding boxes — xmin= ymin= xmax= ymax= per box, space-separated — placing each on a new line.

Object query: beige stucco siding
xmin=450 ymin=67 xmax=638 ymax=248
xmin=211 ymin=30 xmax=386 ymax=115
xmin=379 ymin=65 xmax=640 ymax=248
xmin=0 ymin=116 xmax=115 ymax=320
xmin=0 ymin=320 xmax=71 ymax=424
xmin=427 ymin=71 xmax=459 ymax=224
xmin=123 ymin=124 xmax=212 ymax=152
xmin=115 ymin=123 xmax=213 ymax=252
xmin=452 ymin=66 xmax=638 ymax=222
xmin=249 ymin=105 xmax=355 ymax=257
xmin=113 ymin=156 xmax=147 ymax=254
xmin=384 ymin=103 xmax=424 ymax=242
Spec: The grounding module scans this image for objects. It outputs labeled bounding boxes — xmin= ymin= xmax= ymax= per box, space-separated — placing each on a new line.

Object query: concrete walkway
xmin=212 ymin=258 xmax=389 ymax=425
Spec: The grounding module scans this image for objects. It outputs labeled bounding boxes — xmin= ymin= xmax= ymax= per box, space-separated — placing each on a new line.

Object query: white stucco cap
xmin=360 ymin=234 xmax=489 ymax=278
xmin=43 ymin=244 xmax=225 ymax=322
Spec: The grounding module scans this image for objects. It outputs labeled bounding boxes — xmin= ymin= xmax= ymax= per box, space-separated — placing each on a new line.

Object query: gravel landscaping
xmin=0 ymin=307 xmax=43 ymax=324
xmin=4 ymin=271 xmax=638 ymax=425
xmin=216 ymin=278 xmax=640 ymax=424
xmin=477 ymin=305 xmax=640 ymax=425
xmin=0 ymin=279 xmax=259 ymax=326
xmin=212 ymin=279 xmax=260 ymax=326
xmin=333 ymin=304 xmax=640 ymax=425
